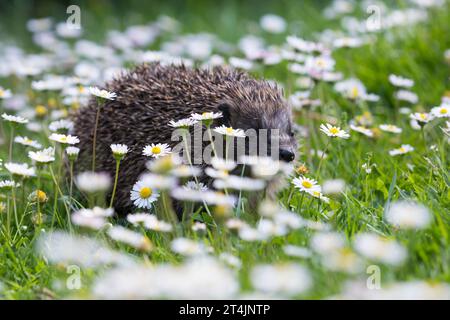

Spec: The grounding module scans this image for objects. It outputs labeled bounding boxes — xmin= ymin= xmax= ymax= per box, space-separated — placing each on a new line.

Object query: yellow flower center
xmin=226 ymin=127 xmax=234 ymax=134
xmin=151 ymin=146 xmax=161 ymax=154
xmin=36 ymin=190 xmax=47 ymax=202
xmin=78 ymin=86 xmax=85 ymax=93
xmin=313 ymin=191 xmax=320 ymax=197
xmin=350 ymin=87 xmax=359 ymax=98
xmin=35 ymin=105 xmax=47 ymax=116
xmin=440 ymin=108 xmax=448 ymax=114
xmin=60 ymin=136 xmax=67 ymax=143
xmin=329 ymin=127 xmax=339 ymax=134
xmin=202 ymin=112 xmax=212 ymax=117
xmin=0 ymin=89 xmax=4 ymax=97
xmin=302 ymin=180 xmax=313 ymax=188
xmin=399 ymin=147 xmax=406 ymax=153
xmin=419 ymin=113 xmax=427 ymax=120
xmin=139 ymin=187 xmax=152 ymax=199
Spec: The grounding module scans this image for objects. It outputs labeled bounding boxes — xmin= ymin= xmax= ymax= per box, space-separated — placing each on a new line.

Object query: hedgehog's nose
xmin=279 ymin=149 xmax=295 ymax=162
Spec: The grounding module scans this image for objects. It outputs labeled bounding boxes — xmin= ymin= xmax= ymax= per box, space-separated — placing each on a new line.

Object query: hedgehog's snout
xmin=279 ymin=149 xmax=295 ymax=162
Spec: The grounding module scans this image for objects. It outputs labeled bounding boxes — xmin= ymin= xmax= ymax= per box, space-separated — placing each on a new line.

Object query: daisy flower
xmin=308 ymin=190 xmax=330 ymax=203
xmin=213 ymin=125 xmax=246 ymax=138
xmin=395 ymin=90 xmax=418 ymax=104
xmin=430 ymin=105 xmax=450 ymax=118
xmin=379 ymin=124 xmax=402 ymax=133
xmin=229 ymin=57 xmax=253 ymax=70
xmin=213 ymin=175 xmax=266 ymax=191
xmin=130 ymin=179 xmax=160 ymax=209
xmin=14 ymin=136 xmax=42 ymax=149
xmin=260 ymin=14 xmax=286 ymax=34
xmin=0 ymin=180 xmax=20 ymax=190
xmin=49 ymin=133 xmax=80 ymax=145
xmin=292 ymin=176 xmax=321 ymax=193
xmin=108 ymin=226 xmax=152 ymax=251
xmin=5 ymin=162 xmax=36 ymax=177
xmin=170 ymin=165 xmax=201 ymax=177
xmin=190 ymin=111 xmax=222 ymax=122
xmin=250 ymin=263 xmax=312 ymax=296
xmin=389 ymin=144 xmax=414 ymax=156
xmin=110 ymin=144 xmax=128 ymax=159
xmin=142 ymin=143 xmax=171 ymax=158
xmin=353 ymin=233 xmax=407 ymax=266
xmin=66 ymin=146 xmax=80 ymax=160
xmin=349 ymin=124 xmax=373 ymax=137
xmin=385 ymin=200 xmax=431 ymax=230
xmin=0 ymin=87 xmax=12 ymax=99
xmin=89 ymin=86 xmax=117 ymax=100
xmin=48 ymin=119 xmax=74 ymax=132
xmin=76 ymin=171 xmax=111 ymax=193
xmin=388 ymin=74 xmax=414 ymax=88
xmin=183 ymin=181 xmax=208 ymax=192
xmin=410 ymin=112 xmax=433 ymax=124
xmin=168 ymin=118 xmax=198 ymax=128
xmin=2 ymin=113 xmax=28 ymax=124
xmin=320 ymin=123 xmax=350 ymax=139
xmin=28 ymin=147 xmax=55 ymax=164
xmin=211 ymin=157 xmax=237 ymax=171
xmin=143 ymin=215 xmax=173 ymax=232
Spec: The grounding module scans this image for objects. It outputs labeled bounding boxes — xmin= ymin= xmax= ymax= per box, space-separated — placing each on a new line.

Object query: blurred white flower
xmin=389 ymin=74 xmax=414 ymax=88
xmin=322 ymin=179 xmax=346 ymax=194
xmin=354 ymin=233 xmax=407 ymax=266
xmin=2 ymin=113 xmax=28 ymax=124
xmin=385 ymin=200 xmax=431 ymax=229
xmin=389 ymin=144 xmax=414 ymax=156
xmin=5 ymin=162 xmax=35 ymax=177
xmin=350 ymin=124 xmax=373 ymax=137
xmin=76 ymin=171 xmax=111 ymax=193
xmin=311 ymin=232 xmax=345 ymax=254
xmin=260 ymin=14 xmax=286 ymax=33
xmin=229 ymin=57 xmax=253 ymax=70
xmin=108 ymin=226 xmax=152 ymax=251
xmin=15 ymin=136 xmax=42 ymax=149
xmin=49 ymin=133 xmax=79 ymax=145
xmin=28 ymin=147 xmax=55 ymax=164
xmin=379 ymin=124 xmax=402 ymax=133
xmin=251 ymin=263 xmax=312 ymax=296
xmin=0 ymin=87 xmax=12 ymax=99
xmin=214 ymin=175 xmax=265 ymax=191
xmin=395 ymin=90 xmax=418 ymax=104
xmin=171 ymin=238 xmax=206 ymax=256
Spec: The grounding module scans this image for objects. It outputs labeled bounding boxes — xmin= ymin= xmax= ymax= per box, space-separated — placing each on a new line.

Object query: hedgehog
xmin=73 ymin=63 xmax=297 ymax=215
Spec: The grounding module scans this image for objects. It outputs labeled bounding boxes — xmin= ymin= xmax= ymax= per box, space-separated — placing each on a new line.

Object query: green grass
xmin=0 ymin=0 xmax=449 ymax=299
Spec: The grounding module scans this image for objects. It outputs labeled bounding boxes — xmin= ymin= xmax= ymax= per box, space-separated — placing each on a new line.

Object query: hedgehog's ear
xmin=217 ymin=102 xmax=232 ymax=127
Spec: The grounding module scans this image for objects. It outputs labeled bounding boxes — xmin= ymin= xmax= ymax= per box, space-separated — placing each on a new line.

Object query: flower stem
xmin=109 ymin=159 xmax=121 ymax=208
xmin=91 ymin=104 xmax=102 ymax=171
xmin=8 ymin=125 xmax=14 ymax=162
xmin=316 ymin=139 xmax=331 ymax=178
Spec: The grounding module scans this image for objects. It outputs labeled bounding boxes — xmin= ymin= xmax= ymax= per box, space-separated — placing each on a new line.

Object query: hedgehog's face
xmin=218 ymin=100 xmax=298 ymax=162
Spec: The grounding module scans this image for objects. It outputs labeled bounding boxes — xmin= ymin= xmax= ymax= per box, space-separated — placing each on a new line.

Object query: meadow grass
xmin=0 ymin=0 xmax=449 ymax=299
